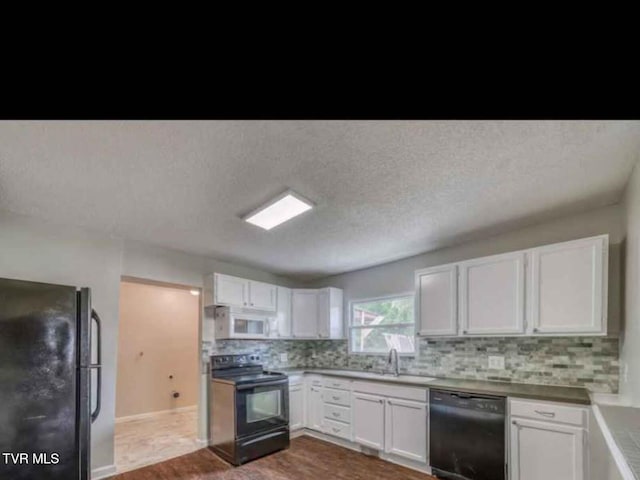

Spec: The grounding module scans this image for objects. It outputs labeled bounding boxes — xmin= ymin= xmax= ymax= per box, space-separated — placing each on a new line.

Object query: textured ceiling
xmin=0 ymin=121 xmax=639 ymax=280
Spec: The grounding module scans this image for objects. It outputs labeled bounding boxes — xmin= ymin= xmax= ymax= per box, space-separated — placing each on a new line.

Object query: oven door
xmin=236 ymin=379 xmax=288 ymax=438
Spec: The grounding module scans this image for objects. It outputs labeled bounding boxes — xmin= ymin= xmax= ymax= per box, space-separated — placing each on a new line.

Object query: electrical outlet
xmin=280 ymin=353 xmax=288 ymax=363
xmin=488 ymin=356 xmax=505 ymax=370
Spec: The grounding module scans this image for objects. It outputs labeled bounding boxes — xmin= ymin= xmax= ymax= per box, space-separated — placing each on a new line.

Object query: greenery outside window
xmin=349 ymin=294 xmax=415 ymax=355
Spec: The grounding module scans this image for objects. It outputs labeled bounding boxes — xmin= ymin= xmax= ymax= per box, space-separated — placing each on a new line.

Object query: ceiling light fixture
xmin=244 ymin=190 xmax=314 ymax=230
xmin=190 ymin=289 xmax=200 ymax=296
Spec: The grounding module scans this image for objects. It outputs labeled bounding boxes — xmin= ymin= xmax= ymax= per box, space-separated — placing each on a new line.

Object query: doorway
xmin=114 ymin=278 xmax=201 ymax=474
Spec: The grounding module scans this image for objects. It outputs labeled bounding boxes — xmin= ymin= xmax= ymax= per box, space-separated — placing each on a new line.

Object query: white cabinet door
xmin=317 ymin=289 xmax=330 ymax=339
xmin=353 ymin=392 xmax=385 ymax=450
xmin=317 ymin=287 xmax=344 ymax=339
xmin=214 ymin=273 xmax=248 ymax=307
xmin=459 ymin=251 xmax=526 ymax=335
xmin=289 ymin=385 xmax=304 ymax=431
xmin=384 ymin=398 xmax=428 ymax=463
xmin=248 ymin=280 xmax=277 ymax=311
xmin=275 ymin=286 xmax=292 ymax=338
xmin=306 ymin=384 xmax=323 ymax=431
xmin=415 ymin=264 xmax=458 ymax=336
xmin=292 ymin=289 xmax=319 ymax=338
xmin=529 ymin=236 xmax=607 ymax=335
xmin=511 ymin=418 xmax=586 ymax=480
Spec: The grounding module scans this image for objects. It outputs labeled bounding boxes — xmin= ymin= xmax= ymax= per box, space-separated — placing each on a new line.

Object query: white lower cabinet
xmin=353 ymin=392 xmax=386 ymax=450
xmin=384 ymin=398 xmax=428 ymax=463
xmin=352 ymin=382 xmax=428 ymax=464
xmin=306 ymin=382 xmax=323 ymax=431
xmin=510 ymin=399 xmax=587 ymax=480
xmin=289 ymin=383 xmax=304 ymax=431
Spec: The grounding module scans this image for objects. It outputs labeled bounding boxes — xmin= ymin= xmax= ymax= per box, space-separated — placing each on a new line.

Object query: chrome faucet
xmin=387 ymin=348 xmax=399 ymax=377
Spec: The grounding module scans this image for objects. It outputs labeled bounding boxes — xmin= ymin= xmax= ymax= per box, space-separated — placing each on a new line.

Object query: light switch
xmin=280 ymin=353 xmax=288 ymax=362
xmin=488 ymin=356 xmax=505 ymax=370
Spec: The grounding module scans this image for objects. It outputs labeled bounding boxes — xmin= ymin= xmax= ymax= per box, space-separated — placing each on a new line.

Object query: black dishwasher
xmin=429 ymin=389 xmax=506 ymax=480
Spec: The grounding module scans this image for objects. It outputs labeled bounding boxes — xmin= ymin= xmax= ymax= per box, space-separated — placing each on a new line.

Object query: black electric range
xmin=208 ymin=354 xmax=289 ymax=465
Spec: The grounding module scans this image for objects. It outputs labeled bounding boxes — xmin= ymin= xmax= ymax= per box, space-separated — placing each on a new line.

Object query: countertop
xmin=597 ymin=405 xmax=640 ymax=479
xmin=270 ymin=368 xmax=592 ymax=405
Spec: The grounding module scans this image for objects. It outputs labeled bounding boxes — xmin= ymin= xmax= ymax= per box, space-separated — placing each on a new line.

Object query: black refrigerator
xmin=0 ymin=277 xmax=102 ymax=480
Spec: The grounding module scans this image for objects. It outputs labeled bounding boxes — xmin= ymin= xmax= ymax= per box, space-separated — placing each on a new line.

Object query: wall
xmin=0 ymin=212 xmax=123 ymax=476
xmin=621 ymin=161 xmax=640 ymax=405
xmin=0 ymin=211 xmax=295 ymax=475
xmin=306 ymin=204 xmax=625 ymax=393
xmin=116 ymin=281 xmax=199 ymax=418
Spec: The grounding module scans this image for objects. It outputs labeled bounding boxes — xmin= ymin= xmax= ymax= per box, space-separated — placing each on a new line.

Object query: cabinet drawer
xmin=352 ymin=380 xmax=427 ymax=403
xmin=324 ymin=387 xmax=351 ymax=407
xmin=323 ymin=377 xmax=351 ymax=391
xmin=509 ymin=399 xmax=587 ymax=427
xmin=324 ymin=403 xmax=351 ymax=424
xmin=288 ymin=375 xmax=303 ymax=387
xmin=323 ymin=418 xmax=352 ymax=440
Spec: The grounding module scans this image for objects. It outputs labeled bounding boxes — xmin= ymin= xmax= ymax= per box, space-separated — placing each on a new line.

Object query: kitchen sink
xmin=318 ymin=370 xmax=436 ymax=383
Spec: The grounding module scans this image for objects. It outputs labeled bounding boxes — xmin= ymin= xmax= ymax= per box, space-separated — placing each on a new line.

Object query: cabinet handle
xmin=512 ymin=420 xmax=518 ymax=425
xmin=463 ymin=330 xmax=468 ymax=334
xmin=379 ymin=399 xmax=384 ymax=404
xmin=332 ymin=396 xmax=340 ymax=401
xmin=332 ymin=412 xmax=340 ymax=417
xmin=533 ymin=328 xmax=539 ymax=333
xmin=534 ymin=410 xmax=556 ymax=418
xmin=332 ymin=427 xmax=340 ymax=433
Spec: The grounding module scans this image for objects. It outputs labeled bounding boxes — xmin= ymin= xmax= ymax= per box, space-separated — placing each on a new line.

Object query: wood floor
xmin=109 ymin=436 xmax=436 ymax=480
xmin=114 ymin=407 xmax=200 ymax=473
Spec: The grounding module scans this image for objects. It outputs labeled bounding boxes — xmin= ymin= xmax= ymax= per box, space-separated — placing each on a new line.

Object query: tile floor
xmin=114 ymin=407 xmax=201 ymax=474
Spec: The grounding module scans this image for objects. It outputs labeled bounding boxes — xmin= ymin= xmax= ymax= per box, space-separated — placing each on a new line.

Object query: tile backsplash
xmin=205 ymin=336 xmax=620 ymax=393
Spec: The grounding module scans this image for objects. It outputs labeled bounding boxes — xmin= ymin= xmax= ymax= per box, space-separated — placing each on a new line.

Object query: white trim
xmin=592 ymin=404 xmax=636 ymax=480
xmin=348 ymin=292 xmax=416 ymax=356
xmin=197 ymin=438 xmax=209 ymax=447
xmin=298 ymin=429 xmax=431 ymax=475
xmin=115 ymin=405 xmax=197 ymax=424
xmin=91 ymin=464 xmax=117 ymax=480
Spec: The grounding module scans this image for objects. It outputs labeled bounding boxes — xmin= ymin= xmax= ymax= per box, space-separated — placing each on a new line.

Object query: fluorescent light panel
xmin=244 ymin=191 xmax=313 ymax=230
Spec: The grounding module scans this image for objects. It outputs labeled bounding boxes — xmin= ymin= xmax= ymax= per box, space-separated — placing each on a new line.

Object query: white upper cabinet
xmin=211 ymin=273 xmax=277 ymax=312
xmin=529 ymin=235 xmax=607 ymax=335
xmin=415 ymin=234 xmax=608 ymax=338
xmin=317 ymin=287 xmax=344 ymax=339
xmin=274 ymin=286 xmax=292 ymax=338
xmin=214 ymin=273 xmax=248 ymax=307
xmin=415 ymin=264 xmax=458 ymax=336
xmin=459 ymin=251 xmax=526 ymax=335
xmin=292 ymin=289 xmax=319 ymax=338
xmin=248 ymin=280 xmax=277 ymax=311
xmin=292 ymin=287 xmax=344 ymax=339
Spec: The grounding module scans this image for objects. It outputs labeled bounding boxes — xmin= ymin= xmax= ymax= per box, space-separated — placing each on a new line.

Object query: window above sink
xmin=349 ymin=294 xmax=415 ymax=355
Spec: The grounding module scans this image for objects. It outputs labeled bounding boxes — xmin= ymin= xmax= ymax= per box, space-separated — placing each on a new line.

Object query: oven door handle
xmin=236 ymin=379 xmax=288 ymax=390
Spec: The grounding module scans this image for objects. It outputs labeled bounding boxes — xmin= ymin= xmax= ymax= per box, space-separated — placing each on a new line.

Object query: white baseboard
xmin=116 ymin=405 xmax=197 ymax=424
xmin=296 ymin=429 xmax=431 ymax=475
xmin=197 ymin=438 xmax=209 ymax=447
xmin=91 ymin=464 xmax=117 ymax=480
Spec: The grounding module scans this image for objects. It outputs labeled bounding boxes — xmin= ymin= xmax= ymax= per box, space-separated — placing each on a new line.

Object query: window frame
xmin=347 ymin=292 xmax=416 ymax=357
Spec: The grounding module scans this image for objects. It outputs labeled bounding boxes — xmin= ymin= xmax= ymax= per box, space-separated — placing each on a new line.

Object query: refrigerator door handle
xmin=90 ymin=309 xmax=102 ymax=423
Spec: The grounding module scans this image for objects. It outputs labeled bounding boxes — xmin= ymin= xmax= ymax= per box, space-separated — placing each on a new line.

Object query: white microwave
xmin=214 ymin=306 xmax=274 ymax=339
